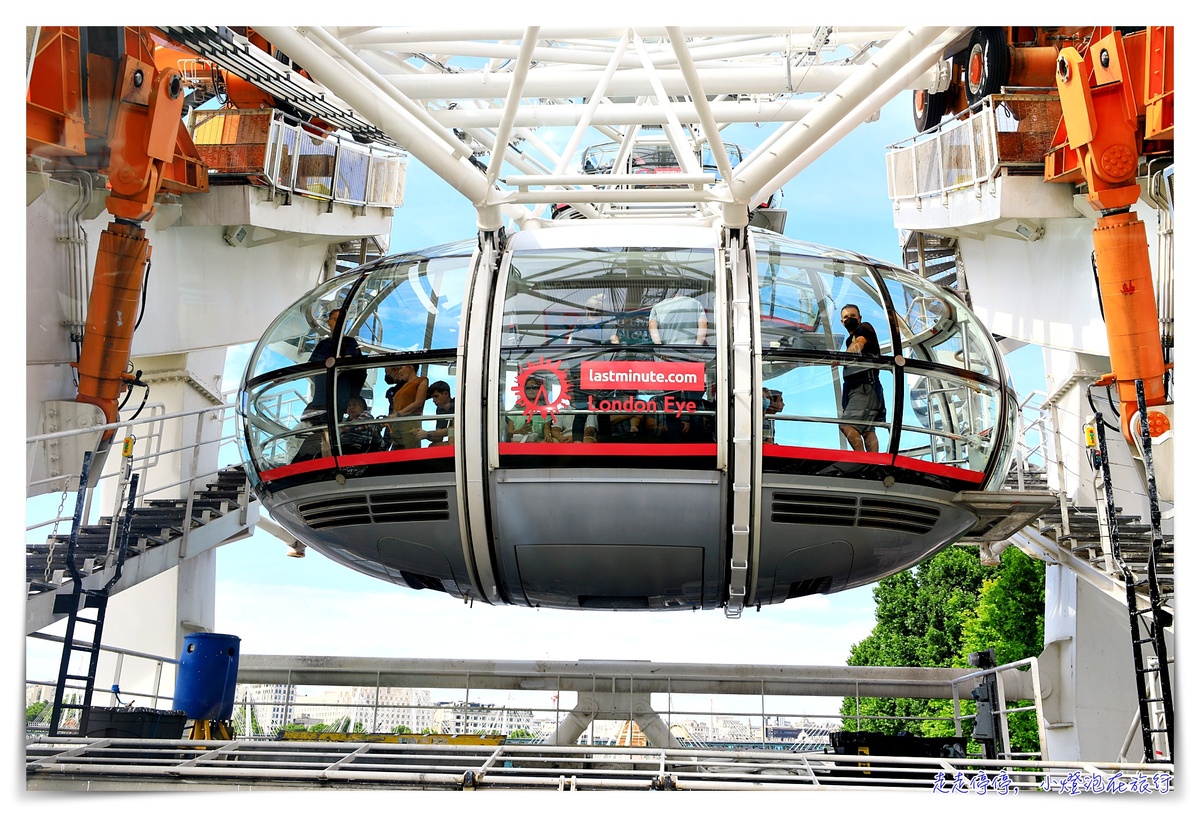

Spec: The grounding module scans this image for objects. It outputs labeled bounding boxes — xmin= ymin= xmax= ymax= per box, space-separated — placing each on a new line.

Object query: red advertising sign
xmin=580 ymin=360 xmax=706 ymax=392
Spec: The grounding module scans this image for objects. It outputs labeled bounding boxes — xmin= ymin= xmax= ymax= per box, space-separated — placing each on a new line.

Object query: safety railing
xmin=885 ymin=92 xmax=1063 ymax=207
xmin=1012 ymin=390 xmax=1052 ymax=491
xmin=26 ymin=736 xmax=1173 ymax=793
xmin=187 ymin=108 xmax=406 ymax=209
xmin=25 ymin=633 xmax=181 ymax=736
xmin=208 ymin=656 xmax=1039 ymax=759
xmin=25 ymin=396 xmax=250 ymax=581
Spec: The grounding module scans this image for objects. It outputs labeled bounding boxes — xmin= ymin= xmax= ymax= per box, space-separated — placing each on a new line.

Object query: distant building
xmin=432 ymin=701 xmax=533 ymax=735
xmin=289 ymin=686 xmax=437 ymax=734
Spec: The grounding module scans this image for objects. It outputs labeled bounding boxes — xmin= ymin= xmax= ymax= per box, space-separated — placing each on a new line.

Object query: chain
xmin=44 ymin=484 xmax=71 ymax=583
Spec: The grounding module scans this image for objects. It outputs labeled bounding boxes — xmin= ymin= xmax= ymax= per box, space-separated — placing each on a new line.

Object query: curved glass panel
xmin=499 ymin=247 xmax=718 ymax=448
xmin=754 ymin=233 xmax=1008 ymax=485
xmin=756 ymin=249 xmax=888 ymax=356
xmin=350 ymin=254 xmax=471 ymax=354
xmin=762 ymin=360 xmax=894 ymax=452
xmin=897 ymin=368 xmax=1002 ymax=473
xmin=240 ymin=241 xmax=473 ymax=480
xmin=243 ymin=358 xmax=459 ymax=476
xmin=883 ymin=271 xmax=997 ymax=378
xmin=247 ymin=276 xmax=360 ymax=380
xmin=244 ymin=375 xmax=323 ymax=471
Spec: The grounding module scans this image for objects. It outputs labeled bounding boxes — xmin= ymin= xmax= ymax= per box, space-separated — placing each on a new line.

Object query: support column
xmin=91 ymin=348 xmax=230 ymax=707
xmin=550 ymin=691 xmax=683 ymax=749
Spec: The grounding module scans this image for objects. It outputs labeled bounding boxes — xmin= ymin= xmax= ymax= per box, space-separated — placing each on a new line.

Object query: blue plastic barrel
xmin=173 ymin=633 xmax=241 ymax=720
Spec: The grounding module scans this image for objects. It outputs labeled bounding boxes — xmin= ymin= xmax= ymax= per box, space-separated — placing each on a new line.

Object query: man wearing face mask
xmin=838 ymin=303 xmax=885 ymax=453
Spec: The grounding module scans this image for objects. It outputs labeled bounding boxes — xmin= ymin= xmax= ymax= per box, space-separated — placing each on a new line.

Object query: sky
xmin=20 ymin=79 xmax=1056 ymax=719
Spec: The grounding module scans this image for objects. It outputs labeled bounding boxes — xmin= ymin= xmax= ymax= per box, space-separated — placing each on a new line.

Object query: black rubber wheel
xmin=965 ymin=27 xmax=1010 ymax=105
xmin=912 ymin=89 xmax=948 ymax=132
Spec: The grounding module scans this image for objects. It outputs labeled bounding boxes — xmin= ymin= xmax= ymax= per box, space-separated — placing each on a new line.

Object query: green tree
xmin=960 ymin=547 xmax=1045 ymax=664
xmin=231 ymin=704 xmax=264 ymax=737
xmin=27 ymin=701 xmax=49 ymax=724
xmin=840 ymin=545 xmax=1044 ymax=756
xmin=392 ymin=724 xmax=413 ymax=734
xmin=959 ymin=547 xmax=1046 ymax=753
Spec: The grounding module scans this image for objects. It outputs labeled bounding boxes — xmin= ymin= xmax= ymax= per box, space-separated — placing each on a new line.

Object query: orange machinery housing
xmin=28 ymin=26 xmax=210 ymax=431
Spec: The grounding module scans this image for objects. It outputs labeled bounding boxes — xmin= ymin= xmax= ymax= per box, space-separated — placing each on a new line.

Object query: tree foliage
xmin=27 ymin=701 xmax=49 ymax=723
xmin=840 ymin=546 xmax=1044 ymax=755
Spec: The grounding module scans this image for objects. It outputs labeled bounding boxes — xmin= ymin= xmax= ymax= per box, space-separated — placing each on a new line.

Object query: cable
xmin=1086 ymin=386 xmax=1120 ymax=432
xmin=119 ymin=369 xmax=151 ymax=421
xmin=211 ymin=64 xmax=228 ymax=106
xmin=1090 ymin=251 xmax=1105 ymax=321
xmin=134 ymin=255 xmax=151 ymax=330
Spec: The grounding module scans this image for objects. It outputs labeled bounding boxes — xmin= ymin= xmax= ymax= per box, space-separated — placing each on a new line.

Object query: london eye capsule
xmin=238 ymin=222 xmax=1016 ymax=614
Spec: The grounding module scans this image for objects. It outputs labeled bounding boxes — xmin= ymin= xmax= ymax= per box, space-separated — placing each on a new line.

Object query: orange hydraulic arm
xmin=28 ymin=27 xmax=207 ymax=434
xmin=76 ymin=54 xmax=188 ymax=432
xmin=1046 ymin=29 xmax=1171 ymax=444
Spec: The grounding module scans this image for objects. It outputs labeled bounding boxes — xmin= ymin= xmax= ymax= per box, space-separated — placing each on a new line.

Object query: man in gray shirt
xmin=649 ymin=294 xmax=709 ymax=442
xmin=649 ymin=294 xmax=708 ymax=345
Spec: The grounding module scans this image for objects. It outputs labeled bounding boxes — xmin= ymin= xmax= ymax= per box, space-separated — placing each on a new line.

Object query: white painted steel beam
xmin=731 ymin=27 xmax=968 ymax=207
xmin=244 ymin=26 xmax=961 ymax=225
xmin=483 ymin=28 xmax=540 ymax=189
xmin=378 ymin=64 xmax=942 ymax=100
xmin=426 ymin=100 xmax=818 ymax=129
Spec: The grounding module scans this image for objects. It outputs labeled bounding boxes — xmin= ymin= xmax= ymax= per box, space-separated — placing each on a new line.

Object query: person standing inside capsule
xmin=648 ymin=293 xmax=708 ymax=346
xmin=838 ymin=303 xmax=885 ymax=453
xmin=649 ymin=293 xmax=709 ymax=442
xmin=309 ymin=307 xmax=366 ymax=418
xmin=386 ymin=363 xmax=429 ymax=450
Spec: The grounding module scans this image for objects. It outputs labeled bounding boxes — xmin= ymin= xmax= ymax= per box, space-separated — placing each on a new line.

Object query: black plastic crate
xmin=85 ymin=707 xmax=188 ymax=739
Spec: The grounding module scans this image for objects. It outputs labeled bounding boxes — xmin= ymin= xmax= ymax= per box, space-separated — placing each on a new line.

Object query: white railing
xmin=187 ymin=108 xmax=406 ymax=209
xmin=25 ymin=633 xmax=181 ymax=735
xmin=885 ymin=92 xmax=1063 ymax=207
xmin=1013 ymin=390 xmax=1052 ymax=491
xmin=26 ymin=737 xmax=1174 ymax=793
xmin=26 ymin=397 xmax=248 ymax=573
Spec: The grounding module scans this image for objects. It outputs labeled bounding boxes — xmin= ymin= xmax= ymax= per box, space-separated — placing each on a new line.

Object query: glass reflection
xmin=762 ymin=360 xmax=893 ymax=452
xmin=499 ymin=247 xmax=718 ymax=447
xmin=884 ymin=272 xmax=996 ymax=378
xmin=898 ymin=371 xmax=1000 ymax=471
xmin=249 ymin=277 xmax=355 ymax=380
xmin=243 ymin=360 xmax=460 ymax=473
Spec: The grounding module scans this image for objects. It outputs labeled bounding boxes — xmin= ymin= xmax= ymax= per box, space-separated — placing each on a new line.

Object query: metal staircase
xmin=27 ymin=465 xmax=257 ymax=635
xmin=972 ymin=431 xmax=1175 ymax=765
xmin=959 ymin=452 xmax=1175 ymax=764
xmin=1093 ymin=399 xmax=1174 ymax=763
xmin=903 ymin=231 xmax=971 ymax=307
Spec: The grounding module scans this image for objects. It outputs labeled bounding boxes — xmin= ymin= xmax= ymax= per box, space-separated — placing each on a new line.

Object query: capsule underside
xmin=240 ymin=223 xmax=1014 ymax=612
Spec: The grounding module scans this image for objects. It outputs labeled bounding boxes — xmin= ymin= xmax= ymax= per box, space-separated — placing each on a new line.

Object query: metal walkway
xmin=26 ymin=736 xmax=1172 ymax=793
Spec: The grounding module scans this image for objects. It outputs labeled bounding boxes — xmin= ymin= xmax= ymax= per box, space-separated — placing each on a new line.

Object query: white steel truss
xmin=166 ymin=26 xmax=968 ymax=229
